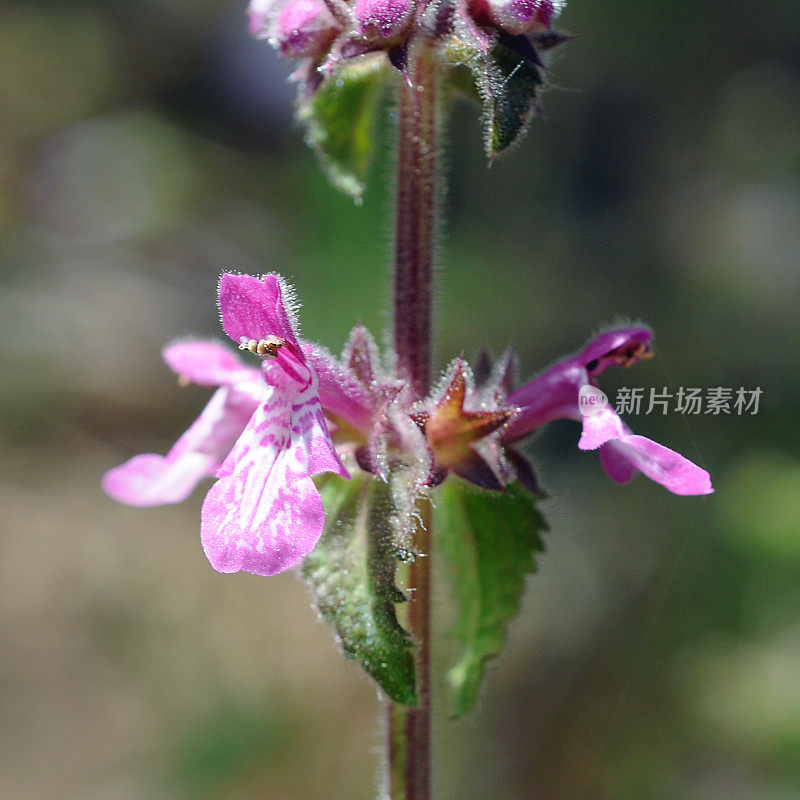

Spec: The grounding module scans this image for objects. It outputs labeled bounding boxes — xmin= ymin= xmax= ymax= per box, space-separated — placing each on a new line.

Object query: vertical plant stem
xmin=388 ymin=41 xmax=438 ymax=800
xmin=387 ymin=498 xmax=432 ymax=800
xmin=393 ymin=43 xmax=438 ymax=400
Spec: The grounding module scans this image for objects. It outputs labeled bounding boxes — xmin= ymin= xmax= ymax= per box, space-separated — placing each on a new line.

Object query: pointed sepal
xmin=435 ymin=479 xmax=547 ymax=717
xmin=423 ymin=360 xmax=516 ymax=467
xmin=304 ymin=473 xmax=417 ymax=705
xmin=343 ymin=324 xmax=381 ymax=388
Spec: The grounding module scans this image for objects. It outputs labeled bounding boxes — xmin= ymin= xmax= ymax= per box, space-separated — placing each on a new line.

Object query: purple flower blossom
xmin=502 ymin=328 xmax=713 ymax=496
xmin=413 ymin=328 xmax=711 ymax=496
xmin=248 ymin=0 xmax=341 ymax=59
xmin=104 ymin=273 xmax=350 ymax=577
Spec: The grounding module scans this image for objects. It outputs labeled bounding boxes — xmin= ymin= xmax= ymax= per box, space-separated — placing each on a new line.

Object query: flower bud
xmin=273 ymin=0 xmax=341 ymax=58
xmin=354 ymin=0 xmax=414 ymax=44
xmin=248 ymin=0 xmax=275 ymax=37
xmin=473 ymin=0 xmax=559 ymax=35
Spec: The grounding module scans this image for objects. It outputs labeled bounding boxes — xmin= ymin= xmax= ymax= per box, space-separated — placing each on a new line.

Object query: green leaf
xmin=435 ymin=480 xmax=547 ymax=717
xmin=441 ymin=62 xmax=483 ymax=105
xmin=484 ymin=38 xmax=543 ymax=156
xmin=304 ymin=474 xmax=416 ymax=705
xmin=298 ymin=57 xmax=387 ymax=201
xmin=445 ymin=29 xmax=543 ymax=156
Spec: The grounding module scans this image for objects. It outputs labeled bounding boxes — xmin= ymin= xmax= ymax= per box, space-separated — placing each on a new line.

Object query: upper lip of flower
xmin=503 ymin=327 xmax=654 ymax=441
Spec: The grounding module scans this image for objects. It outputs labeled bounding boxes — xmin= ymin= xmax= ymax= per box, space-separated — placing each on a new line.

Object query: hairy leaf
xmin=446 ymin=30 xmax=544 ymax=156
xmin=304 ymin=474 xmax=416 ymax=705
xmin=298 ymin=57 xmax=387 ymax=201
xmin=444 ymin=32 xmax=490 ymax=103
xmin=435 ymin=480 xmax=547 ymax=717
xmin=484 ymin=35 xmax=543 ymax=155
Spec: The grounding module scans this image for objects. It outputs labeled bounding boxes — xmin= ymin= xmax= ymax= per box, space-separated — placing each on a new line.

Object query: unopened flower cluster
xmin=249 ymin=0 xmax=564 ymax=87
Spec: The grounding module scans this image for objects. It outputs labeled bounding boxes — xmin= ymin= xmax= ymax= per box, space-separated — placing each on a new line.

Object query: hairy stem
xmin=393 ymin=43 xmax=438 ymax=400
xmin=388 ymin=41 xmax=438 ymax=800
xmin=386 ymin=497 xmax=432 ymax=800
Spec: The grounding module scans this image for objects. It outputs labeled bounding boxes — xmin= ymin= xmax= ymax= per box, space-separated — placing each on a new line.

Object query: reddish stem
xmin=393 ymin=44 xmax=438 ymax=401
xmin=388 ymin=41 xmax=438 ymax=800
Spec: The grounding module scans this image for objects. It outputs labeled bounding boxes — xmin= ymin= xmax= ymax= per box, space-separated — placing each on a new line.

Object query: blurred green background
xmin=1 ymin=1 xmax=799 ymax=798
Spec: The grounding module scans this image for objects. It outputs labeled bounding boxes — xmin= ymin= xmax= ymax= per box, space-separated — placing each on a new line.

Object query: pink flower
xmin=102 ymin=341 xmax=263 ymax=506
xmin=104 ymin=273 xmax=350 ymax=577
xmin=503 ymin=328 xmax=713 ymax=496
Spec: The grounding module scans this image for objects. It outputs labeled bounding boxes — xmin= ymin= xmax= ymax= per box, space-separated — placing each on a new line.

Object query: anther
xmin=238 ymin=335 xmax=286 ymax=359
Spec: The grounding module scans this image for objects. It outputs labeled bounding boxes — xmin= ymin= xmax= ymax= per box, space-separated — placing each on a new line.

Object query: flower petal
xmin=102 ymin=452 xmax=214 ymax=507
xmin=302 ymin=341 xmax=375 ymax=430
xmin=201 ymin=368 xmax=348 ymax=576
xmin=103 ymin=387 xmax=258 ymax=506
xmin=599 ymin=435 xmax=713 ymax=496
xmin=597 ymin=441 xmax=638 ymax=484
xmin=577 ymin=405 xmax=628 ymax=450
xmin=163 ymin=340 xmax=260 ymax=388
xmin=248 ymin=0 xmax=274 ymax=36
xmin=578 ymin=407 xmax=712 ymax=495
xmin=218 ymin=273 xmax=301 ymax=352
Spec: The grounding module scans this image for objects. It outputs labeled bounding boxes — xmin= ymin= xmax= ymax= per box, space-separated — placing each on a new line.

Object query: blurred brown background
xmin=1 ymin=0 xmax=799 ymax=798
